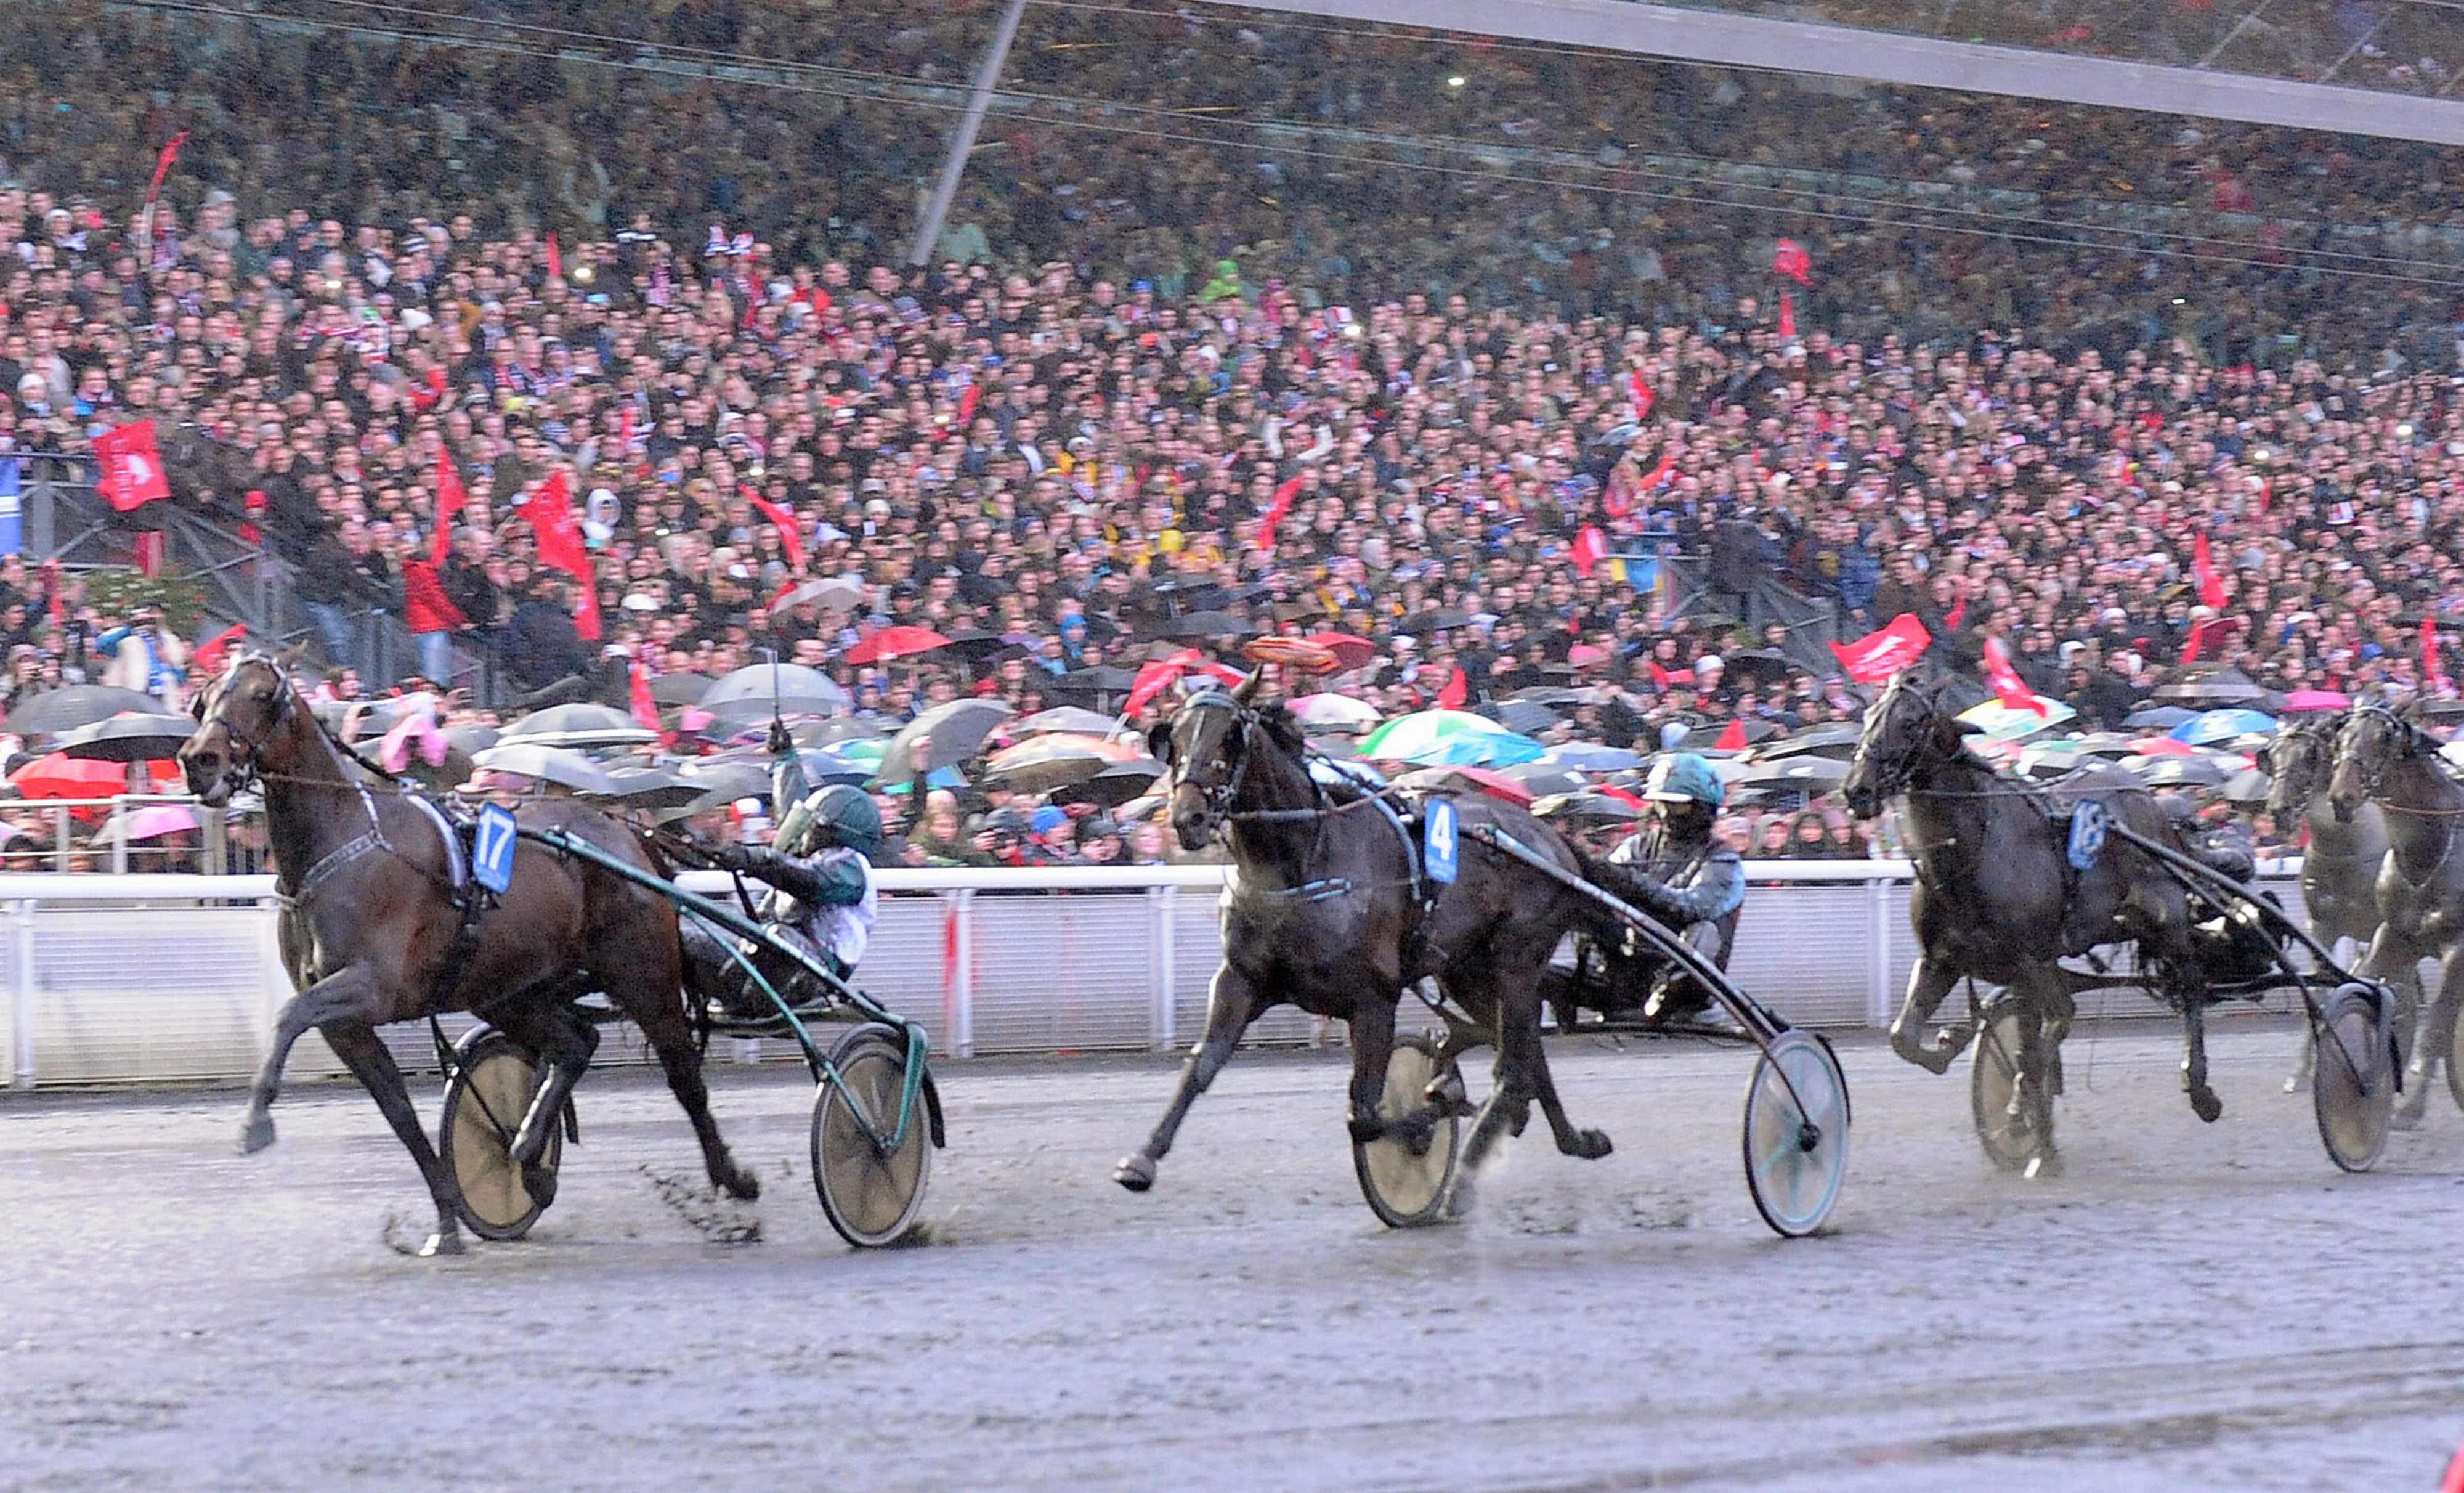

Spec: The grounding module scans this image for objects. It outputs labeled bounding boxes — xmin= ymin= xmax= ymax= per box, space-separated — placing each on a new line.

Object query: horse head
xmin=2328 ymin=696 xmax=2426 ymax=824
xmin=1153 ymin=667 xmax=1268 ymax=850
xmin=179 ymin=652 xmax=298 ymax=807
xmin=1842 ymin=669 xmax=1976 ymax=820
xmin=2264 ymin=714 xmax=2337 ymax=818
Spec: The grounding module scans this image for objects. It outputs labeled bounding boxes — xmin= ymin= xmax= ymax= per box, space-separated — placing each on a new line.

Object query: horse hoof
xmin=1909 ymin=1044 xmax=1955 ymax=1077
xmin=2391 ymin=1103 xmax=2426 ymax=1133
xmin=238 ymin=1116 xmax=276 ymax=1155
xmin=1113 ymin=1154 xmax=1157 ymax=1192
xmin=1563 ymin=1129 xmax=1614 ymax=1161
xmin=724 ymin=1166 xmax=761 ymax=1202
xmin=419 ymin=1230 xmax=467 ymax=1258
xmin=2023 ymin=1151 xmax=2064 ymax=1181
xmin=521 ymin=1164 xmax=559 ymax=1212
xmin=2190 ymin=1089 xmax=2223 ymax=1125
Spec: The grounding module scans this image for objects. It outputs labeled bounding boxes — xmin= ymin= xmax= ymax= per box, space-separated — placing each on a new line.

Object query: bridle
xmin=1849 ymin=674 xmax=1940 ymax=803
xmin=1167 ymin=688 xmax=1265 ymax=834
xmin=191 ymin=654 xmax=298 ymax=791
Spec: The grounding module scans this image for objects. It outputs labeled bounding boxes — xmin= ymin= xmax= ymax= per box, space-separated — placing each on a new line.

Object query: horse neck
xmin=1221 ymin=730 xmax=1326 ymax=882
xmin=2300 ymin=786 xmax=2369 ymax=856
xmin=259 ymin=706 xmax=375 ymax=887
xmin=1899 ymin=750 xmax=2004 ymax=868
xmin=2374 ymin=752 xmax=2462 ymax=882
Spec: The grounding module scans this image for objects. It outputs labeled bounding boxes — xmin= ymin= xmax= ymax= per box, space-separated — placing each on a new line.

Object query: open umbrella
xmin=767 ymin=576 xmax=867 ymax=614
xmin=10 ymin=752 xmax=129 ymax=800
xmin=790 ymin=716 xmax=890 ymax=747
xmin=648 ymin=672 xmax=716 ymax=706
xmin=469 ymin=743 xmax=617 ymax=795
xmin=2222 ymin=767 xmax=2272 ymax=803
xmin=2136 ymin=754 xmax=2229 ymax=788
xmin=2016 ymin=743 xmax=2094 ymax=778
xmin=2 ymin=685 xmax=166 ymax=737
xmin=1056 ymin=666 xmax=1140 ymax=694
xmin=843 ymin=626 xmax=953 ymax=665
xmin=881 ymin=699 xmax=1014 ymax=783
xmin=699 ymin=663 xmax=849 ymax=717
xmin=1531 ymin=790 xmax=1641 ymax=824
xmin=596 ymin=767 xmax=711 ymax=811
xmin=1155 ymin=611 xmax=1252 ymax=641
xmin=1732 ymin=756 xmax=1850 ymax=790
xmin=1953 ymin=696 xmax=2076 ymax=743
xmin=676 ymin=759 xmax=774 ymax=806
xmin=1379 ymin=727 xmax=1546 ymax=768
xmin=1493 ymin=700 xmax=1560 ymax=736
xmin=2128 ymin=736 xmax=2199 ymax=757
xmin=1751 ymin=726 xmax=1865 ymax=762
xmin=2153 ymin=670 xmax=2273 ymax=705
xmin=702 ymin=746 xmax=871 ymax=789
xmin=444 ymin=725 xmax=500 ymax=757
xmin=1359 ymin=709 xmax=1515 ymax=761
xmin=1678 ymin=719 xmax=1782 ymax=751
xmin=1496 ymin=761 xmax=1589 ymax=798
xmin=984 ymin=733 xmax=1149 ymax=795
xmin=1302 ymin=632 xmax=1377 ymax=671
xmin=1541 ymin=742 xmax=1643 ymax=773
xmin=2170 ymin=709 xmax=2277 ymax=746
xmin=1393 ymin=766 xmax=1535 ymax=807
xmin=1053 ymin=758 xmax=1169 ymax=808
xmin=501 ymin=702 xmax=658 ymax=749
xmin=2282 ymin=689 xmax=2352 ymax=712
xmin=56 ymin=712 xmax=197 ymax=763
xmin=2124 ymin=706 xmax=2199 ymax=730
xmin=1289 ymin=694 xmax=1382 ymax=732
xmin=1011 ymin=706 xmax=1125 ymax=739
xmin=95 ymin=803 xmax=201 ymax=843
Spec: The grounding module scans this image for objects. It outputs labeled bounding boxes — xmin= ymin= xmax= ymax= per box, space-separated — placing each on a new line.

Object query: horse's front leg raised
xmin=1889 ymin=959 xmax=1971 ymax=1074
xmin=1441 ymin=991 xmax=1554 ymax=1217
xmin=1115 ymin=961 xmax=1260 ymax=1192
xmin=240 ymin=962 xmax=384 ymax=1154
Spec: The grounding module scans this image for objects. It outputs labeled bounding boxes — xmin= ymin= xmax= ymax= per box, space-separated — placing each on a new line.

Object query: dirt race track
xmin=4 ymin=1019 xmax=2462 ymax=1492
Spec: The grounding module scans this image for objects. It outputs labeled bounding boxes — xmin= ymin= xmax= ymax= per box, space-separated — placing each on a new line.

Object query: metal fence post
xmin=1866 ymin=875 xmax=1896 ymax=1028
xmin=1150 ymin=884 xmax=1176 ymax=1052
xmin=13 ymin=900 xmax=37 ymax=1088
xmin=949 ymin=889 xmax=975 ymax=1059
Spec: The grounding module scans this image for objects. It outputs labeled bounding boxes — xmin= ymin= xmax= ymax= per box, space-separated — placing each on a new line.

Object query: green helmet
xmin=1643 ymin=752 xmax=1726 ymax=808
xmin=787 ymin=784 xmax=883 ymax=857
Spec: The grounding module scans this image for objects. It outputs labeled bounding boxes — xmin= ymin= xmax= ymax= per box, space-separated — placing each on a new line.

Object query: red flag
xmin=1256 ymin=475 xmax=1303 ymax=552
xmin=1127 ymin=649 xmax=1243 ymax=715
xmin=2193 ymin=531 xmax=2228 ymax=609
xmin=93 ymin=421 xmax=172 ymax=511
xmin=2182 ymin=617 xmax=2212 ymax=666
xmin=2425 ymin=616 xmax=2448 ymax=693
xmin=630 ymin=657 xmax=667 ymax=741
xmin=145 ymin=132 xmax=188 ymax=198
xmin=545 ymin=232 xmax=562 ymax=280
xmin=1435 ymin=667 xmax=1467 ymax=710
xmin=193 ymin=622 xmax=245 ymax=677
xmin=1777 ymin=291 xmax=1796 ymax=340
xmin=956 ymin=381 xmax=981 ymax=429
xmin=1570 ymin=525 xmax=1607 ymax=580
xmin=1772 ymin=238 xmax=1813 ymax=286
xmin=740 ymin=484 xmax=805 ymax=571
xmin=1982 ymin=636 xmax=2047 ymax=716
xmin=1714 ymin=717 xmax=1747 ymax=752
xmin=514 ymin=470 xmax=599 ymax=640
xmin=1639 ymin=447 xmax=1679 ymax=490
xmin=400 ymin=558 xmax=467 ymax=635
xmin=1828 ymin=613 xmax=1932 ymax=683
xmin=1627 ymin=371 xmax=1653 ymax=420
xmin=432 ymin=450 xmax=468 ymax=561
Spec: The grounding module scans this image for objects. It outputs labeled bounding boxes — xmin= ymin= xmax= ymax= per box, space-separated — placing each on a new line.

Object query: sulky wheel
xmin=1969 ymin=1007 xmax=2043 ymax=1174
xmin=439 ymin=1029 xmax=562 ymax=1242
xmin=1353 ymin=1033 xmax=1464 ymax=1229
xmin=812 ymin=1023 xmax=933 ymax=1248
xmin=2446 ymin=1022 xmax=2464 ymax=1118
xmin=1742 ymin=1030 xmax=1850 ymax=1238
xmin=2314 ymin=983 xmax=2396 ymax=1174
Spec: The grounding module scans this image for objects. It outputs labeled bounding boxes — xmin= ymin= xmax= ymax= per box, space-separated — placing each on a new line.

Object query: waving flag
xmin=514 ymin=470 xmax=599 ymax=640
xmin=1982 ymin=636 xmax=2048 ymax=716
xmin=94 ymin=421 xmax=172 ymax=511
xmin=740 ymin=484 xmax=805 ymax=571
xmin=2193 ymin=531 xmax=2229 ymax=609
xmin=1255 ymin=474 xmax=1303 ymax=553
xmin=1829 ymin=613 xmax=1931 ymax=683
xmin=1772 ymin=238 xmax=1813 ymax=286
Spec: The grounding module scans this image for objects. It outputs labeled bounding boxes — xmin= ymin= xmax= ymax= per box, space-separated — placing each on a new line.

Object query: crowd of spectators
xmin=0 ymin=1 xmax=2451 ymax=872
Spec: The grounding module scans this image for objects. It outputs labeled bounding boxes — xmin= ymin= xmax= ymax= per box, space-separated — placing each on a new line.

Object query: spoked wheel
xmin=439 ymin=1029 xmax=561 ymax=1242
xmin=1353 ymin=1034 xmax=1464 ymax=1229
xmin=1970 ymin=1007 xmax=2046 ymax=1174
xmin=1741 ymin=1030 xmax=1850 ymax=1238
xmin=2314 ymin=984 xmax=2395 ymax=1173
xmin=2446 ymin=1023 xmax=2464 ymax=1117
xmin=812 ymin=1023 xmax=933 ymax=1248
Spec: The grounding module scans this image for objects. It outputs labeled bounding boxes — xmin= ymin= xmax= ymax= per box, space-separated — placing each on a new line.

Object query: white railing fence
xmin=0 ymin=862 xmax=2311 ymax=1089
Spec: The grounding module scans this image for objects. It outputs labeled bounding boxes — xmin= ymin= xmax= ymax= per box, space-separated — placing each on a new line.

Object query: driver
xmin=1597 ymin=752 xmax=1747 ymax=1030
xmin=685 ymin=783 xmax=882 ymax=1018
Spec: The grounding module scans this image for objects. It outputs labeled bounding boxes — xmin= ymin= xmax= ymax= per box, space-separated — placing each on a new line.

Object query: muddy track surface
xmin=3 ymin=1020 xmax=2459 ymax=1491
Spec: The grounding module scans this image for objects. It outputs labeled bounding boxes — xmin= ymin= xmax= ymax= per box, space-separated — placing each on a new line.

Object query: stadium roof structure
xmin=1191 ymin=0 xmax=2464 ymax=145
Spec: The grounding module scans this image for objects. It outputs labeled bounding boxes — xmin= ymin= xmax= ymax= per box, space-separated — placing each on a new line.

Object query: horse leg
xmin=487 ymin=1002 xmax=599 ymax=1208
xmin=2009 ymin=993 xmax=2062 ymax=1179
xmin=1889 ymin=959 xmax=1971 ymax=1075
xmin=2285 ymin=933 xmax=2354 ymax=1093
xmin=2357 ymin=929 xmax=2429 ymax=1126
xmin=2179 ymin=983 xmax=2223 ymax=1123
xmin=633 ymin=993 xmax=760 ymax=1200
xmin=1115 ymin=962 xmax=1259 ymax=1192
xmin=1343 ymin=991 xmax=1401 ymax=1144
xmin=1440 ymin=996 xmax=1547 ymax=1217
xmin=2397 ymin=945 xmax=2464 ymax=1126
xmin=318 ymin=1019 xmax=466 ymax=1257
xmin=238 ymin=962 xmax=383 ymax=1154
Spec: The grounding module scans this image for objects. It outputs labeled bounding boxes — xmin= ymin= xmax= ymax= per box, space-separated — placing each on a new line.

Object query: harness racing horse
xmin=2328 ymin=698 xmax=2464 ymax=1125
xmin=180 ymin=653 xmax=759 ymax=1255
xmin=1114 ymin=673 xmax=1613 ymax=1214
xmin=2266 ymin=714 xmax=2389 ymax=1089
xmin=1842 ymin=671 xmax=2216 ymax=1175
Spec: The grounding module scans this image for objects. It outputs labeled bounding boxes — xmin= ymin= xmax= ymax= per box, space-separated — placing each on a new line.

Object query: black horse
xmin=2328 ymin=698 xmax=2464 ymax=1125
xmin=1114 ymin=673 xmax=1614 ymax=1213
xmin=1842 ymin=671 xmax=2218 ymax=1175
xmin=2266 ymin=713 xmax=2388 ymax=1089
xmin=180 ymin=653 xmax=758 ymax=1255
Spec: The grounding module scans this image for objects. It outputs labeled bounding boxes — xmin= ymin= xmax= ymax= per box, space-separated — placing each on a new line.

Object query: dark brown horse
xmin=1842 ymin=670 xmax=2215 ymax=1175
xmin=180 ymin=653 xmax=758 ymax=1255
xmin=2328 ymin=698 xmax=2464 ymax=1125
xmin=1114 ymin=674 xmax=1612 ymax=1214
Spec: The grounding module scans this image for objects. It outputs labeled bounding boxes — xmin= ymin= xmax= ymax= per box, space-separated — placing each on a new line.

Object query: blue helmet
xmin=1643 ymin=752 xmax=1726 ymax=808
